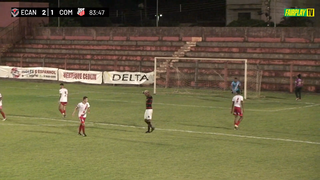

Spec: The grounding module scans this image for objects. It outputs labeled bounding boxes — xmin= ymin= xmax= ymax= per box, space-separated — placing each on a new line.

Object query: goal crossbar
xmin=154 ymin=57 xmax=248 ymax=99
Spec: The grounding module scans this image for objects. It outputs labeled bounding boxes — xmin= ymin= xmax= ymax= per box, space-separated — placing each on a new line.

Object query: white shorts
xmin=144 ymin=109 xmax=153 ymax=120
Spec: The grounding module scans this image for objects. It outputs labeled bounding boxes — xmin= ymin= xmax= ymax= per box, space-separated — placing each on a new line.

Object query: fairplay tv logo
xmin=284 ymin=8 xmax=315 ymax=17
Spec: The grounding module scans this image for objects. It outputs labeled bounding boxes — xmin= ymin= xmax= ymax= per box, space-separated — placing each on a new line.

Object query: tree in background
xmin=227 ymin=16 xmax=313 ymax=27
xmin=227 ymin=19 xmax=273 ymax=27
xmin=277 ymin=16 xmax=314 ymax=27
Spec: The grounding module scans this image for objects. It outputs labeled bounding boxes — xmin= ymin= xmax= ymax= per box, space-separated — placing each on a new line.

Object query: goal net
xmin=153 ymin=57 xmax=263 ymax=99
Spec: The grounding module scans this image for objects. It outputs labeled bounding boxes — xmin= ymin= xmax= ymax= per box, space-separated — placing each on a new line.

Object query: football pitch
xmin=0 ymin=80 xmax=319 ymax=180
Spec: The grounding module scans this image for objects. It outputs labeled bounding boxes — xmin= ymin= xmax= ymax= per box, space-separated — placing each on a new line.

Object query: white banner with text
xmin=0 ymin=66 xmax=58 ymax=80
xmin=0 ymin=66 xmax=12 ymax=78
xmin=103 ymin=71 xmax=154 ymax=85
xmin=58 ymin=69 xmax=102 ymax=84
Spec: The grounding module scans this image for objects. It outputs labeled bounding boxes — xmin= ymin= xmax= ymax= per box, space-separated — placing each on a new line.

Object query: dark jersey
xmin=146 ymin=96 xmax=152 ymax=109
xmin=295 ymin=78 xmax=302 ymax=87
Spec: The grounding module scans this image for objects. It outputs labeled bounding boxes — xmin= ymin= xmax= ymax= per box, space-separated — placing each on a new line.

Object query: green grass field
xmin=0 ymin=80 xmax=319 ymax=180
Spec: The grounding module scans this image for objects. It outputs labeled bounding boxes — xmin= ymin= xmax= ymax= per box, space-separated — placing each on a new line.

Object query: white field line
xmin=267 ymin=104 xmax=320 ymax=112
xmin=1 ymin=123 xmax=79 ymax=127
xmin=67 ymin=97 xmax=320 ymax=112
xmin=4 ymin=85 xmax=320 ymax=100
xmin=3 ymin=86 xmax=319 ymax=112
xmin=36 ymin=92 xmax=85 ymax=97
xmin=154 ymin=102 xmax=320 ymax=112
xmin=4 ymin=115 xmax=320 ymax=145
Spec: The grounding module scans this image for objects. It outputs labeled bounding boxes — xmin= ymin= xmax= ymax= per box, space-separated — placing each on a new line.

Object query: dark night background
xmin=5 ymin=0 xmax=226 ymax=27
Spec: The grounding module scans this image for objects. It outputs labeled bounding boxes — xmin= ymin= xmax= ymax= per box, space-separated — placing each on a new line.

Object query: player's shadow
xmin=23 ymin=130 xmax=63 ymax=134
xmin=197 ymin=97 xmax=223 ymax=102
xmin=108 ymin=137 xmax=176 ymax=147
xmin=265 ymin=96 xmax=286 ymax=99
xmin=263 ymin=129 xmax=320 ymax=138
xmin=92 ymin=125 xmax=137 ymax=133
xmin=179 ymin=123 xmax=231 ymax=130
xmin=10 ymin=114 xmax=37 ymax=118
xmin=63 ymin=125 xmax=79 ymax=134
xmin=62 ymin=123 xmax=139 ymax=134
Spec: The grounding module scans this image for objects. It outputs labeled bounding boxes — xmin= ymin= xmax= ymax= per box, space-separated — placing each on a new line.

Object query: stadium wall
xmin=0 ymin=2 xmax=49 ymax=28
xmin=29 ymin=27 xmax=320 ymax=43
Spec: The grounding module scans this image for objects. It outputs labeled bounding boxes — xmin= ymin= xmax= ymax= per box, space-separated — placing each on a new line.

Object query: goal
xmin=153 ymin=57 xmax=263 ymax=99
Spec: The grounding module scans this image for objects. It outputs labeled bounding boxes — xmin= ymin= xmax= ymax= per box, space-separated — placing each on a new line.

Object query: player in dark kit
xmin=294 ymin=74 xmax=303 ymax=100
xmin=143 ymin=90 xmax=155 ymax=133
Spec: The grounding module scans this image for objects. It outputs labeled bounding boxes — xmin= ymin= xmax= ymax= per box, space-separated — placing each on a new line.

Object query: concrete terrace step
xmin=4 ymin=53 xmax=162 ymax=61
xmin=0 ymin=44 xmax=13 ymax=51
xmin=0 ymin=44 xmax=11 ymax=48
xmin=190 ymin=47 xmax=320 ymax=54
xmin=186 ymin=41 xmax=197 ymax=45
xmin=23 ymin=39 xmax=185 ymax=46
xmin=10 ymin=48 xmax=175 ymax=56
xmin=197 ymin=42 xmax=320 ymax=49
xmin=5 ymin=53 xmax=318 ymax=65
xmin=14 ymin=44 xmax=181 ymax=51
xmin=180 ymin=46 xmax=191 ymax=50
xmin=174 ymin=51 xmax=185 ymax=55
xmin=2 ymin=57 xmax=155 ymax=71
xmin=186 ymin=51 xmax=320 ymax=60
xmin=2 ymin=57 xmax=320 ymax=68
xmin=3 ymin=61 xmax=154 ymax=71
xmin=2 ymin=57 xmax=154 ymax=65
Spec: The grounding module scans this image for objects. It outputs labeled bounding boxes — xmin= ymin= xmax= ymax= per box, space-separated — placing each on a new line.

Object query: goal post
xmin=154 ymin=57 xmax=251 ymax=99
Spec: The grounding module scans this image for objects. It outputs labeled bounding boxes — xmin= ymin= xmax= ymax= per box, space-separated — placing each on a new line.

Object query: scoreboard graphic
xmin=11 ymin=7 xmax=109 ymax=17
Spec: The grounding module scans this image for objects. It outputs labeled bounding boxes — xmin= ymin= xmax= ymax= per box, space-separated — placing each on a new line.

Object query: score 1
xmin=50 ymin=8 xmax=75 ymax=17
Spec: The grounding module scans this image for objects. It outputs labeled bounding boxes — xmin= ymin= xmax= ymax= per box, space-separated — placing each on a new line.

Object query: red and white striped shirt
xmin=77 ymin=102 xmax=90 ymax=118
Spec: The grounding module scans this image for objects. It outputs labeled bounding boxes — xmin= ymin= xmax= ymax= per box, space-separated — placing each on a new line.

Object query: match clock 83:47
xmin=88 ymin=9 xmax=108 ymax=16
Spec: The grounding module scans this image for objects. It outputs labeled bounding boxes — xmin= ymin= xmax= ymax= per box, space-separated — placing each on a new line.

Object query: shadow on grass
xmin=61 ymin=122 xmax=141 ymax=133
xmin=263 ymin=129 xmax=320 ymax=138
xmin=64 ymin=126 xmax=78 ymax=134
xmin=10 ymin=114 xmax=37 ymax=118
xmin=107 ymin=137 xmax=176 ymax=147
xmin=23 ymin=130 xmax=64 ymax=134
xmin=179 ymin=123 xmax=231 ymax=130
xmin=197 ymin=97 xmax=223 ymax=102
xmin=91 ymin=126 xmax=138 ymax=133
xmin=264 ymin=96 xmax=287 ymax=99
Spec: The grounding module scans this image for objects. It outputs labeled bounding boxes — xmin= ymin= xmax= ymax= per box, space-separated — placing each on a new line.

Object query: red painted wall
xmin=29 ymin=27 xmax=320 ymax=43
xmin=0 ymin=2 xmax=49 ymax=27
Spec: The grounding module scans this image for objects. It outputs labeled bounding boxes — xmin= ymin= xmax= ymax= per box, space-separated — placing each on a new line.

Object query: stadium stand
xmin=0 ymin=27 xmax=319 ymax=92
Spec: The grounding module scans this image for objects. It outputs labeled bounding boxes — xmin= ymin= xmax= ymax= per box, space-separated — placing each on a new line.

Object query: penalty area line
xmin=6 ymin=115 xmax=320 ymax=145
xmin=158 ymin=128 xmax=320 ymax=145
xmin=0 ymin=123 xmax=79 ymax=127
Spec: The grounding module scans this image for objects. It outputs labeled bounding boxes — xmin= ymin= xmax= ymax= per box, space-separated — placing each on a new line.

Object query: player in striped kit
xmin=59 ymin=83 xmax=68 ymax=118
xmin=0 ymin=93 xmax=7 ymax=121
xmin=231 ymin=90 xmax=244 ymax=130
xmin=72 ymin=96 xmax=90 ymax=137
